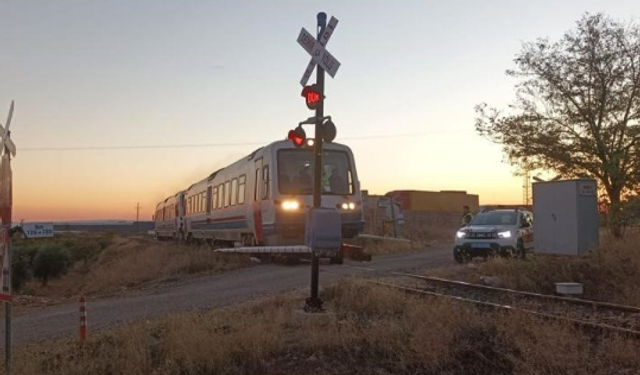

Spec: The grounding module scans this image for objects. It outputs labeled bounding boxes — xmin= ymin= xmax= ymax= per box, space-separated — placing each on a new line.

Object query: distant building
xmin=384 ymin=190 xmax=480 ymax=237
xmin=385 ymin=190 xmax=479 ymax=213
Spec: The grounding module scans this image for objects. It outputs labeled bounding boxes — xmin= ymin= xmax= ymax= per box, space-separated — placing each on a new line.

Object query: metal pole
xmin=306 ymin=11 xmax=327 ymax=312
xmin=4 ymin=254 xmax=11 ymax=375
xmin=390 ymin=198 xmax=398 ymax=238
xmin=3 ymin=147 xmax=12 ymax=375
xmin=79 ymin=295 xmax=87 ymax=343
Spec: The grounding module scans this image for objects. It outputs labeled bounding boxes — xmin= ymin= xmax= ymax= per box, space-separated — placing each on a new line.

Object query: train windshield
xmin=278 ymin=149 xmax=354 ymax=195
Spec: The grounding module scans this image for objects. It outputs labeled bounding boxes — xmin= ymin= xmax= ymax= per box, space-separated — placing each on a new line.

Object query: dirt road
xmin=4 ymin=245 xmax=453 ymax=348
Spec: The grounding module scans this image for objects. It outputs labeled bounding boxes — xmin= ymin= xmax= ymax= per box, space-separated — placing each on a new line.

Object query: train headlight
xmin=305 ymin=138 xmax=315 ymax=147
xmin=282 ymin=200 xmax=300 ymax=210
xmin=339 ymin=202 xmax=356 ymax=210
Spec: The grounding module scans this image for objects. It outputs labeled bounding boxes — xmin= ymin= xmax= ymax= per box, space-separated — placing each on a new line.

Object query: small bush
xmin=11 ymin=248 xmax=32 ymax=292
xmin=33 ymin=244 xmax=72 ymax=286
xmin=66 ymin=239 xmax=104 ymax=264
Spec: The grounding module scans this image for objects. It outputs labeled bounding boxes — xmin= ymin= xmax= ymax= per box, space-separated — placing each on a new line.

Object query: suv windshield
xmin=278 ymin=149 xmax=354 ymax=195
xmin=470 ymin=211 xmax=517 ymax=226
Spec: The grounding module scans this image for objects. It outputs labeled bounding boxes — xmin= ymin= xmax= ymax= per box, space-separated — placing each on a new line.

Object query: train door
xmin=206 ymin=186 xmax=212 ymax=215
xmin=252 ymin=158 xmax=265 ymax=244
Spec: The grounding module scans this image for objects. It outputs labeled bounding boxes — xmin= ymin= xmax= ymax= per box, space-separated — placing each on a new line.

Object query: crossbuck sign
xmin=297 ymin=16 xmax=341 ymax=87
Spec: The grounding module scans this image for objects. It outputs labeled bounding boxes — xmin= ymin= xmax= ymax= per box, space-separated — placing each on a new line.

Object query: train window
xmin=225 ymin=181 xmax=231 ymax=207
xmin=238 ymin=175 xmax=246 ymax=205
xmin=218 ymin=184 xmax=224 ymax=209
xmin=212 ymin=187 xmax=218 ymax=210
xmin=262 ymin=166 xmax=270 ymax=199
xmin=277 ymin=149 xmax=353 ymax=195
xmin=200 ymin=192 xmax=205 ymax=212
xmin=188 ymin=197 xmax=192 ymax=215
xmin=231 ymin=178 xmax=238 ymax=206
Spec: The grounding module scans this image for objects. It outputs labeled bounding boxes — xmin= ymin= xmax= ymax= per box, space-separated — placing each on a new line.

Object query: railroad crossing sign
xmin=0 ymin=100 xmax=15 ymax=304
xmin=297 ymin=16 xmax=341 ymax=87
xmin=0 ymin=101 xmax=15 ymax=158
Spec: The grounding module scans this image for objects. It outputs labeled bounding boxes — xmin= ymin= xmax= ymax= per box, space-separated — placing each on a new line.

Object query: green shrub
xmin=11 ymin=248 xmax=32 ymax=292
xmin=67 ymin=240 xmax=102 ymax=264
xmin=33 ymin=244 xmax=72 ymax=286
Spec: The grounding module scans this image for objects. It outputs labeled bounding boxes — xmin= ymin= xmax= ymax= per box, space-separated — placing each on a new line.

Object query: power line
xmin=20 ymin=129 xmax=471 ymax=152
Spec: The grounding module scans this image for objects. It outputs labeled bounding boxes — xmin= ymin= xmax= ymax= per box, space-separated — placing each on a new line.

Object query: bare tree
xmin=476 ymin=13 xmax=640 ymax=237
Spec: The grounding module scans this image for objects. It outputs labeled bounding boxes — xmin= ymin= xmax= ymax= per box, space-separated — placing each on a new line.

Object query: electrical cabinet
xmin=532 ymin=179 xmax=599 ymax=255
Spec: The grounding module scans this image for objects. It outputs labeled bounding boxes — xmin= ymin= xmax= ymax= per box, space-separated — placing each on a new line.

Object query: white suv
xmin=453 ymin=209 xmax=533 ymax=263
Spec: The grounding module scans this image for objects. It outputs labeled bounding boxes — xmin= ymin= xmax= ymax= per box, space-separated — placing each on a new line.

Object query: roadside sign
xmin=21 ymin=223 xmax=54 ymax=238
xmin=297 ymin=16 xmax=341 ymax=86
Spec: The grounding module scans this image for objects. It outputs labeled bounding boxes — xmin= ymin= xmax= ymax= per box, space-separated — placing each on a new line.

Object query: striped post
xmin=79 ymin=295 xmax=87 ymax=343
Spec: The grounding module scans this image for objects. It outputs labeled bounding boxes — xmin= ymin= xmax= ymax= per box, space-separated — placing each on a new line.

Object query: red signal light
xmin=301 ymin=84 xmax=322 ymax=110
xmin=288 ymin=126 xmax=306 ymax=148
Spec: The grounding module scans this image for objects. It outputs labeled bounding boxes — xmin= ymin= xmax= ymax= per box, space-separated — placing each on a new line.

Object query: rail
xmin=371 ymin=274 xmax=640 ymax=338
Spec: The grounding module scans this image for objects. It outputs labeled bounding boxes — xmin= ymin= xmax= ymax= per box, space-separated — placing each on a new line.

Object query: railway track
xmin=375 ymin=272 xmax=640 ymax=337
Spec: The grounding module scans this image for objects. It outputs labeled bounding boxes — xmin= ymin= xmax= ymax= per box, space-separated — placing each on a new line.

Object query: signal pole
xmin=306 ymin=12 xmax=327 ymax=312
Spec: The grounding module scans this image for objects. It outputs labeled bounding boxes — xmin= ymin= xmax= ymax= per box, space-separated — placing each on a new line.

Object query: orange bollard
xmin=79 ymin=295 xmax=87 ymax=343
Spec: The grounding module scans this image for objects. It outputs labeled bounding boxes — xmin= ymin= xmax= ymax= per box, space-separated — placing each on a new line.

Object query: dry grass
xmin=5 ymin=277 xmax=639 ymax=375
xmin=22 ymin=237 xmax=249 ymax=299
xmin=403 ymin=221 xmax=457 ymax=244
xmin=348 ymin=220 xmax=458 ymax=256
xmin=473 ymin=234 xmax=640 ymax=306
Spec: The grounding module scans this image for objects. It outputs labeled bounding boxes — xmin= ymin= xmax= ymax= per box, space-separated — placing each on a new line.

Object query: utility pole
xmin=135 ymin=203 xmax=141 ymax=234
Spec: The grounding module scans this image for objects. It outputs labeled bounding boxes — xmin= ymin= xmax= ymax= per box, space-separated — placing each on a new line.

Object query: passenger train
xmin=154 ymin=139 xmax=364 ymax=251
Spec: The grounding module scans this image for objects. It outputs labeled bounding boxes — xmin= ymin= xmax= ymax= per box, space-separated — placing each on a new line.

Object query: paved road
xmin=4 ymin=245 xmax=453 ymax=348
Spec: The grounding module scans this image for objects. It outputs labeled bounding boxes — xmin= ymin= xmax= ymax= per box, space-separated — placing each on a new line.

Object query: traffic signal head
xmin=320 ymin=119 xmax=336 ymax=143
xmin=301 ymin=84 xmax=322 ymax=110
xmin=287 ymin=126 xmax=306 ymax=148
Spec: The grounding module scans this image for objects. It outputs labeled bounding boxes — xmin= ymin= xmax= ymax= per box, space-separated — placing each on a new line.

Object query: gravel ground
xmin=1 ymin=244 xmax=454 ymax=349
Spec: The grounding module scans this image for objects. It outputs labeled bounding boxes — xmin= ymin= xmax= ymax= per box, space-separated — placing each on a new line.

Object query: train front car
xmin=262 ymin=140 xmax=364 ymax=246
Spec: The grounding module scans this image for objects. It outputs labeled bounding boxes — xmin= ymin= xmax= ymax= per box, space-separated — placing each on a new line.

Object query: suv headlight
xmin=497 ymin=231 xmax=511 ymax=239
xmin=456 ymin=231 xmax=466 ymax=239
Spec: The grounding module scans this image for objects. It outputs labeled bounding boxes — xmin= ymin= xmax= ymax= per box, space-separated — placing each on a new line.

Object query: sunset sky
xmin=2 ymin=0 xmax=637 ymax=222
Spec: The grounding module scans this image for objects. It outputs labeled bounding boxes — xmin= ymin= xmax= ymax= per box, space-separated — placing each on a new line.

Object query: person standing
xmin=461 ymin=205 xmax=473 ymax=227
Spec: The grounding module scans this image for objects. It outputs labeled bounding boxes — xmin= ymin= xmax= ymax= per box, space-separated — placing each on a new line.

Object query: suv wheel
xmin=453 ymin=248 xmax=470 ymax=264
